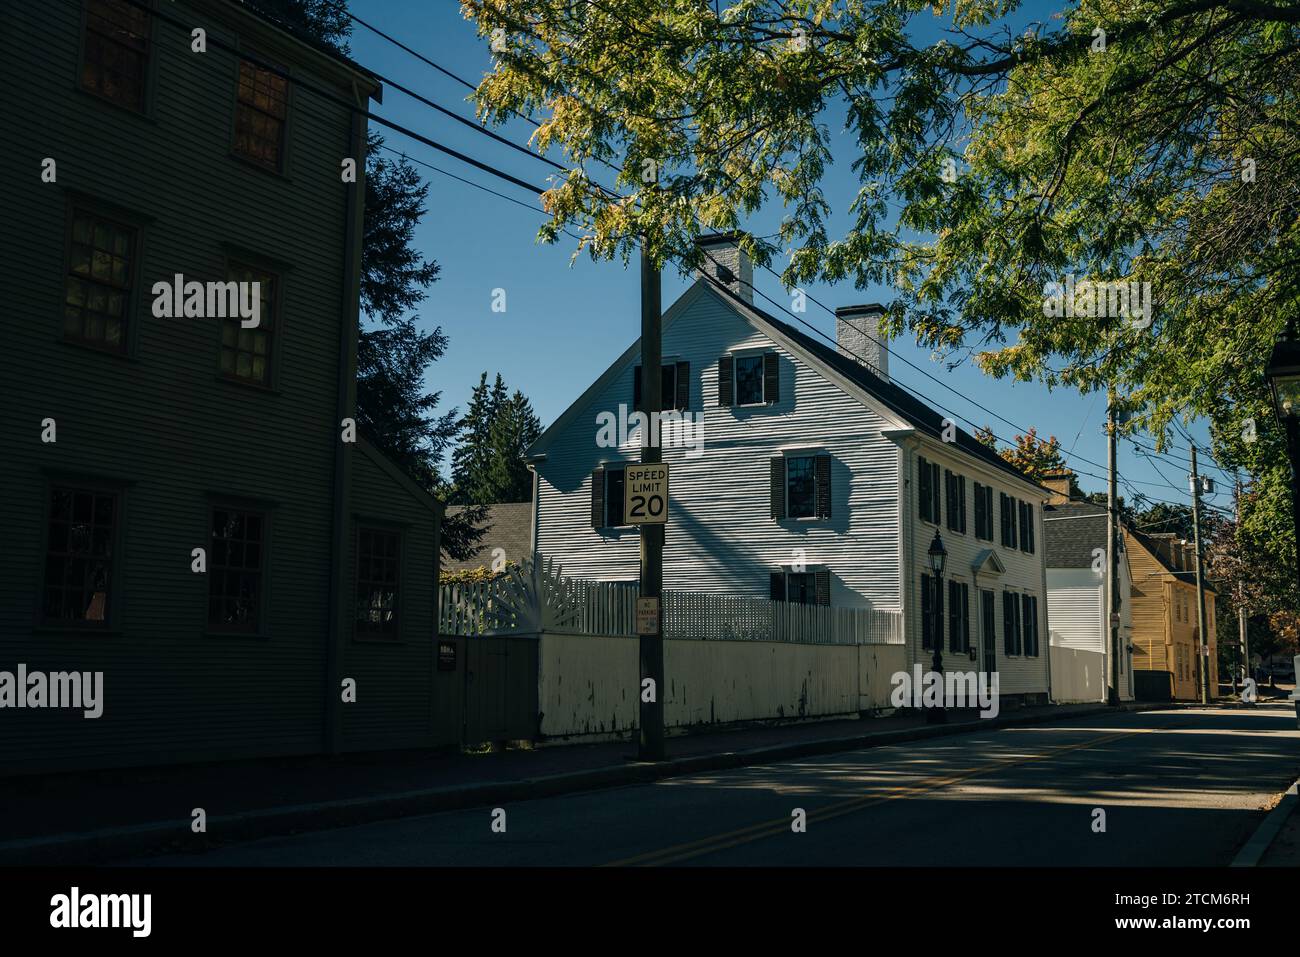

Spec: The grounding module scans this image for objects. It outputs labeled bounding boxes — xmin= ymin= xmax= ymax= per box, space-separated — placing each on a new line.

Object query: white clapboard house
xmin=526 ymin=234 xmax=1052 ymax=703
xmin=1043 ymin=481 xmax=1135 ymax=702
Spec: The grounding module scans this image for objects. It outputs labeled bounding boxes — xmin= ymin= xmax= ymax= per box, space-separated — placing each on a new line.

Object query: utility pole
xmin=638 ymin=246 xmax=666 ymax=761
xmin=1106 ymin=391 xmax=1121 ymax=705
xmin=1190 ymin=445 xmax=1211 ymax=705
xmin=1235 ymin=478 xmax=1250 ymax=689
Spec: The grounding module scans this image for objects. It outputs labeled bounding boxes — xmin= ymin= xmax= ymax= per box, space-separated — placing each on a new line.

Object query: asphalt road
xmin=141 ymin=703 xmax=1300 ymax=867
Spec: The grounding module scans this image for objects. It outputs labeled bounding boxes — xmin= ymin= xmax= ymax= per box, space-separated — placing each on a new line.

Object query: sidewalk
xmin=0 ymin=700 xmax=1163 ymax=865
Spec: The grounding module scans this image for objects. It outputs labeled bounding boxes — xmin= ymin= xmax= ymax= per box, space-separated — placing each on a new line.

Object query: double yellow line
xmin=605 ymin=727 xmax=1144 ymax=866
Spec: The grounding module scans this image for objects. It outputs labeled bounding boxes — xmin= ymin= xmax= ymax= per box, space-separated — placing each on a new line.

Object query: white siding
xmin=533 ymin=281 xmax=1051 ymax=698
xmin=535 ymin=286 xmax=902 ymax=610
xmin=1047 ymin=568 xmax=1106 ymax=653
xmin=900 ymin=440 xmax=1051 ymax=697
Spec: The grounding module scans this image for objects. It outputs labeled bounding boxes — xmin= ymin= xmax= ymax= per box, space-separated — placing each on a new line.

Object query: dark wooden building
xmin=0 ymin=0 xmax=454 ymax=774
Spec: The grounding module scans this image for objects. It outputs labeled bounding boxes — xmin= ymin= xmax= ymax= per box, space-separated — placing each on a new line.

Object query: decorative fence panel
xmin=440 ymin=556 xmax=903 ymax=646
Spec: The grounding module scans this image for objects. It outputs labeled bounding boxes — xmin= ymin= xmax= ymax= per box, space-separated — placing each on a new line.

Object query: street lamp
xmin=927 ymin=531 xmax=948 ymax=725
xmin=1264 ymin=319 xmax=1300 ymax=728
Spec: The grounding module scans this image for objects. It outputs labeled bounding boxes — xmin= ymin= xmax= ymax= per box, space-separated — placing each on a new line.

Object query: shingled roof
xmin=442 ymin=503 xmax=533 ymax=574
xmin=719 ymin=288 xmax=1046 ymax=491
xmin=1043 ymin=500 xmax=1109 ymax=568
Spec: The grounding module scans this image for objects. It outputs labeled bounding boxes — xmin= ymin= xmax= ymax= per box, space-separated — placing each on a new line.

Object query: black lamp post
xmin=1264 ymin=320 xmax=1300 ymax=728
xmin=927 ymin=531 xmax=948 ymax=725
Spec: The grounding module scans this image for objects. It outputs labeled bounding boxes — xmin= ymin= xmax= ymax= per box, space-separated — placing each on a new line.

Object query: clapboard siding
xmin=0 ymin=1 xmax=430 ymax=774
xmin=1047 ymin=571 xmax=1105 ymax=653
xmin=900 ymin=440 xmax=1050 ymax=696
xmin=340 ymin=444 xmax=444 ymax=752
xmin=536 ymin=287 xmax=903 ymax=609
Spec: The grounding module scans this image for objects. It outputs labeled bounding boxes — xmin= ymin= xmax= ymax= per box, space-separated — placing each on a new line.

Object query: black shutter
xmin=770 ymin=456 xmax=786 ymax=519
xmin=962 ymin=585 xmax=970 ymax=652
xmin=1028 ymin=504 xmax=1036 ymax=554
xmin=675 ymin=361 xmax=690 ymax=410
xmin=633 ymin=366 xmax=642 ymax=411
xmin=919 ymin=457 xmax=932 ymax=522
xmin=944 ymin=470 xmax=954 ymax=530
xmin=815 ymin=454 xmax=831 ymax=519
xmin=763 ymin=352 xmax=779 ymax=403
xmin=921 ymin=574 xmax=932 ymax=650
xmin=815 ymin=567 xmax=830 ymax=606
xmin=718 ymin=355 xmax=733 ymax=406
xmin=974 ymin=482 xmax=984 ymax=538
xmin=591 ymin=466 xmax=605 ymax=528
xmin=1022 ymin=594 xmax=1033 ymax=656
xmin=770 ymin=571 xmax=786 ymax=602
xmin=948 ymin=581 xmax=960 ymax=652
xmin=1003 ymin=591 xmax=1014 ymax=655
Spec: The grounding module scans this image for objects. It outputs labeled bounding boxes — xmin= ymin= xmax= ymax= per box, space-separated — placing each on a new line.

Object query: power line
xmin=327 ymin=2 xmax=1246 ymax=521
xmin=116 ymin=0 xmax=1236 ymax=524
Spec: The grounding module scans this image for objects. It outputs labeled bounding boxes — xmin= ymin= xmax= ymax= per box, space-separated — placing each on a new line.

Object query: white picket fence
xmin=439 ymin=559 xmax=902 ymax=645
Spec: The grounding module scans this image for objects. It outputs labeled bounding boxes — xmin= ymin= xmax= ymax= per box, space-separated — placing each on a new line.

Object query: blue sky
xmin=345 ymin=0 xmax=1234 ymax=517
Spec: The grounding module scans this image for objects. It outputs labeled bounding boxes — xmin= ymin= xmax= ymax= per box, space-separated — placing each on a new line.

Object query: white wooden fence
xmin=439 ymin=559 xmax=903 ymax=645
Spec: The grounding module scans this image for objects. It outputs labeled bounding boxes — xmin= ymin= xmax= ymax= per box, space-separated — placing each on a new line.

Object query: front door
xmin=981 ymin=589 xmax=996 ymax=673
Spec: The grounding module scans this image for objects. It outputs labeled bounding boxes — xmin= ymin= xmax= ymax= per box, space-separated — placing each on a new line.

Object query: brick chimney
xmin=1041 ymin=469 xmax=1075 ymax=505
xmin=835 ymin=304 xmax=889 ymax=381
xmin=695 ymin=232 xmax=753 ymax=305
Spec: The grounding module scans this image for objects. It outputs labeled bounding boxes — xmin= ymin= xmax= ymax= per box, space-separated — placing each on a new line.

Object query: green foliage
xmin=451 ymin=373 xmax=542 ymax=504
xmin=466 ymin=0 xmax=1300 ymax=606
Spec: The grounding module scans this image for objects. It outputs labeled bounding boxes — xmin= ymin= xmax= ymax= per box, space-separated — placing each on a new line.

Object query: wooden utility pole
xmin=1190 ymin=445 xmax=1211 ymax=705
xmin=1107 ymin=391 xmax=1121 ymax=705
xmin=1235 ymin=478 xmax=1250 ymax=688
xmin=638 ymin=247 xmax=666 ymax=761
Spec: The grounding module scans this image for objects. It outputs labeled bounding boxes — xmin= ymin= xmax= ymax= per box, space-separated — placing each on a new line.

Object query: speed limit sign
xmin=624 ymin=463 xmax=669 ymax=525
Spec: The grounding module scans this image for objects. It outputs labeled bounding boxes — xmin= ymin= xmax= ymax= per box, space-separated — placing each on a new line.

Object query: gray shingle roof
xmin=443 ymin=502 xmax=533 ymax=573
xmin=1043 ymin=500 xmax=1109 ymax=568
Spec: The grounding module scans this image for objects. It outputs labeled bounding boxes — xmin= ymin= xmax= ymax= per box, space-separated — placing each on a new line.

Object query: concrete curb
xmin=0 ymin=700 xmax=1177 ymax=866
xmin=1230 ymin=778 xmax=1300 ymax=867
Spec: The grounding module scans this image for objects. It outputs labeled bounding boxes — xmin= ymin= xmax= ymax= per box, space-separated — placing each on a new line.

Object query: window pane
xmin=786 ymin=456 xmax=815 ymax=518
xmin=356 ymin=528 xmax=401 ymax=636
xmin=735 ymin=355 xmax=763 ymax=404
xmin=208 ymin=507 xmax=264 ymax=631
xmin=42 ymin=485 xmax=115 ymax=625
xmin=787 ymin=573 xmax=815 ymax=605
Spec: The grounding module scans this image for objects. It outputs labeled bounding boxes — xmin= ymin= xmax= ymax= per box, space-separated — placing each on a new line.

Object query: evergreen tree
xmin=451 ymin=374 xmax=543 ymax=505
xmin=450 ymin=373 xmax=498 ymax=503
xmin=484 ymin=390 xmax=543 ymax=503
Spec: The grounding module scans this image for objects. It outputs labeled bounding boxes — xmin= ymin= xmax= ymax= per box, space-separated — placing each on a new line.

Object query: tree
xmin=484 ymin=390 xmax=543 ymax=503
xmin=465 ymin=0 xmax=1299 ymax=584
xmin=451 ymin=374 xmax=542 ymax=505
xmin=975 ymin=425 xmax=1080 ymax=489
xmin=263 ymin=1 xmax=484 ymax=560
xmin=245 ymin=0 xmax=352 ymax=52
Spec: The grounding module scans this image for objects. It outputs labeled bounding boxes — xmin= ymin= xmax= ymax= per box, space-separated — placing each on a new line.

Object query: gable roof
xmin=529 ymin=277 xmax=1045 ymax=493
xmin=1125 ymin=525 xmax=1218 ymax=593
xmin=1043 ymin=500 xmax=1109 ymax=568
xmin=720 ymin=286 xmax=1043 ymax=490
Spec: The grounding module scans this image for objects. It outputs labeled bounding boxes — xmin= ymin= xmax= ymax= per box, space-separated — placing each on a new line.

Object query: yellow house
xmin=1125 ymin=528 xmax=1218 ymax=700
